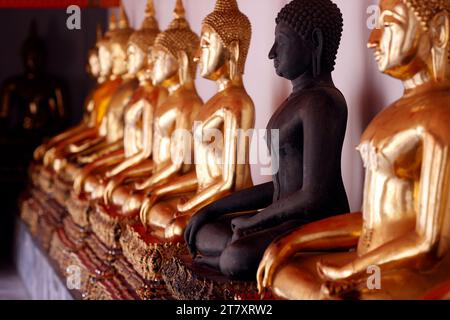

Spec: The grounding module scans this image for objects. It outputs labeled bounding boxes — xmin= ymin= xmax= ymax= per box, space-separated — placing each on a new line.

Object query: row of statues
xmin=26 ymin=0 xmax=450 ymax=300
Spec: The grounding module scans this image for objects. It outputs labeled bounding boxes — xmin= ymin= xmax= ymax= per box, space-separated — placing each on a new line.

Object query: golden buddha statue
xmin=40 ymin=12 xmax=123 ymax=175
xmin=138 ymin=0 xmax=254 ymax=242
xmin=88 ymin=0 xmax=202 ymax=269
xmin=67 ymin=4 xmax=136 ymax=169
xmin=97 ymin=0 xmax=202 ymax=215
xmin=257 ymin=0 xmax=450 ymax=300
xmin=72 ymin=0 xmax=167 ymax=200
xmin=33 ymin=24 xmax=104 ymax=164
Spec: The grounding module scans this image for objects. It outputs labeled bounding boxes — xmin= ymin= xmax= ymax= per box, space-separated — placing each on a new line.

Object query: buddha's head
xmin=21 ymin=20 xmax=46 ymax=75
xmin=110 ymin=4 xmax=134 ymax=76
xmin=87 ymin=25 xmax=103 ymax=79
xmin=198 ymin=0 xmax=251 ymax=81
xmin=87 ymin=48 xmax=100 ymax=79
xmin=269 ymin=0 xmax=343 ymax=80
xmin=151 ymin=0 xmax=200 ymax=86
xmin=97 ymin=13 xmax=116 ymax=79
xmin=368 ymin=0 xmax=450 ymax=82
xmin=127 ymin=0 xmax=160 ymax=76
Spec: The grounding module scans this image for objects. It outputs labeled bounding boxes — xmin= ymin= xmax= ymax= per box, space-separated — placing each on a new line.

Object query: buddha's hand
xmin=34 ymin=143 xmax=47 ymax=161
xmin=231 ymin=215 xmax=257 ymax=242
xmin=184 ymin=208 xmax=215 ymax=257
xmin=316 ymin=260 xmax=359 ymax=299
xmin=43 ymin=147 xmax=57 ymax=167
xmin=73 ymin=168 xmax=90 ymax=196
xmin=103 ymin=175 xmax=123 ymax=205
xmin=165 ymin=215 xmax=190 ymax=240
xmin=257 ymin=238 xmax=290 ymax=294
xmin=139 ymin=194 xmax=158 ymax=226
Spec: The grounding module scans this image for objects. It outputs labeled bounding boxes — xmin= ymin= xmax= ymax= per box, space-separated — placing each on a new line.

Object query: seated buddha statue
xmin=0 ymin=20 xmax=67 ymax=158
xmin=99 ymin=0 xmax=202 ymax=215
xmin=33 ymin=24 xmax=104 ymax=163
xmin=43 ymin=5 xmax=135 ymax=178
xmin=41 ymin=12 xmax=123 ymax=175
xmin=72 ymin=0 xmax=168 ymax=200
xmin=257 ymin=0 xmax=450 ymax=300
xmin=137 ymin=0 xmax=255 ymax=243
xmin=184 ymin=0 xmax=349 ymax=280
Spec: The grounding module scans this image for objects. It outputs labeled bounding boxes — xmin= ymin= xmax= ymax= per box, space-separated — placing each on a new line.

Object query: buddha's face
xmin=151 ymin=47 xmax=178 ymax=85
xmin=368 ymin=0 xmax=428 ymax=79
xmin=24 ymin=49 xmax=45 ymax=74
xmin=88 ymin=51 xmax=100 ymax=78
xmin=111 ymin=43 xmax=128 ymax=76
xmin=127 ymin=43 xmax=145 ymax=75
xmin=269 ymin=22 xmax=314 ymax=80
xmin=98 ymin=44 xmax=112 ymax=77
xmin=199 ymin=25 xmax=226 ymax=80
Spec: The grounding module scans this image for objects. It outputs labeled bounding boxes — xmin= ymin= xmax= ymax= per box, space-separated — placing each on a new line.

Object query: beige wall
xmin=117 ymin=0 xmax=404 ymax=211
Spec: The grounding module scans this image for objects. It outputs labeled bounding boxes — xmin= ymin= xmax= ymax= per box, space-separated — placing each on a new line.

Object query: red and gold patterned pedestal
xmin=89 ymin=203 xmax=140 ymax=252
xmin=162 ymin=255 xmax=259 ymax=300
xmin=67 ymin=194 xmax=92 ymax=229
xmin=117 ymin=223 xmax=191 ymax=299
xmin=21 ymin=186 xmax=66 ymax=251
xmin=48 ymin=216 xmax=89 ymax=275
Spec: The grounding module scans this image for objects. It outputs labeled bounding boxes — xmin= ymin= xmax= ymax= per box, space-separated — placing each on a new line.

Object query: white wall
xmin=116 ymin=0 xmax=404 ymax=212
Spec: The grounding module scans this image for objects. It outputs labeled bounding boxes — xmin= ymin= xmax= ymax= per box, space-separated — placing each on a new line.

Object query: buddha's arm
xmin=257 ymin=212 xmax=362 ymax=292
xmin=75 ymin=140 xmax=122 ymax=164
xmin=135 ymin=108 xmax=190 ymax=190
xmin=185 ymin=182 xmax=275 ymax=254
xmin=178 ymin=109 xmax=238 ymax=214
xmin=0 ymin=83 xmax=12 ymax=120
xmin=151 ymin=170 xmax=199 ymax=198
xmin=43 ymin=127 xmax=99 ymax=167
xmin=55 ymin=87 xmax=66 ymax=120
xmin=103 ymin=160 xmax=155 ymax=204
xmin=106 ymin=102 xmax=153 ymax=178
xmin=34 ymin=123 xmax=87 ymax=160
xmin=68 ymin=136 xmax=104 ymax=153
xmin=73 ymin=149 xmax=125 ymax=195
xmin=319 ymin=135 xmax=448 ymax=281
xmin=232 ymin=103 xmax=342 ymax=231
xmin=139 ymin=171 xmax=198 ymax=225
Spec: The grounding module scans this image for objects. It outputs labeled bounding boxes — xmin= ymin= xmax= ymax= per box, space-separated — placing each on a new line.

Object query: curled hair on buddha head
xmin=402 ymin=0 xmax=450 ymax=31
xmin=276 ymin=0 xmax=343 ymax=74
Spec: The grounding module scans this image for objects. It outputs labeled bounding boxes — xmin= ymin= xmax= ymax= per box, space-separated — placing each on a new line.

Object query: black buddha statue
xmin=184 ymin=0 xmax=350 ymax=279
xmin=0 ymin=20 xmax=67 ymax=142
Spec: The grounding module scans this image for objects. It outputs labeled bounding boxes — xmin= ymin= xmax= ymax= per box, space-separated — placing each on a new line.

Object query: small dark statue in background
xmin=0 ymin=21 xmax=67 ymax=151
xmin=185 ymin=0 xmax=350 ymax=279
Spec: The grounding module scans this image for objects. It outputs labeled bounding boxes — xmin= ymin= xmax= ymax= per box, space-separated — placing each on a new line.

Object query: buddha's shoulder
xmin=207 ymin=89 xmax=254 ymax=112
xmin=362 ymin=94 xmax=450 ymax=143
xmin=289 ymin=86 xmax=347 ymax=116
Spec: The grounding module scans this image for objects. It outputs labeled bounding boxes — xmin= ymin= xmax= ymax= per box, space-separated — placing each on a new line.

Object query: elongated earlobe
xmin=312 ymin=28 xmax=323 ymax=78
xmin=431 ymin=12 xmax=450 ymax=81
xmin=229 ymin=40 xmax=240 ymax=81
xmin=177 ymin=51 xmax=190 ymax=85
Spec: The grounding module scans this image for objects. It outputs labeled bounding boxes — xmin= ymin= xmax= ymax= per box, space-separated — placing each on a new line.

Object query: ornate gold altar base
xmin=20 ymin=164 xmax=266 ymax=300
xmin=162 ymin=255 xmax=259 ymax=300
